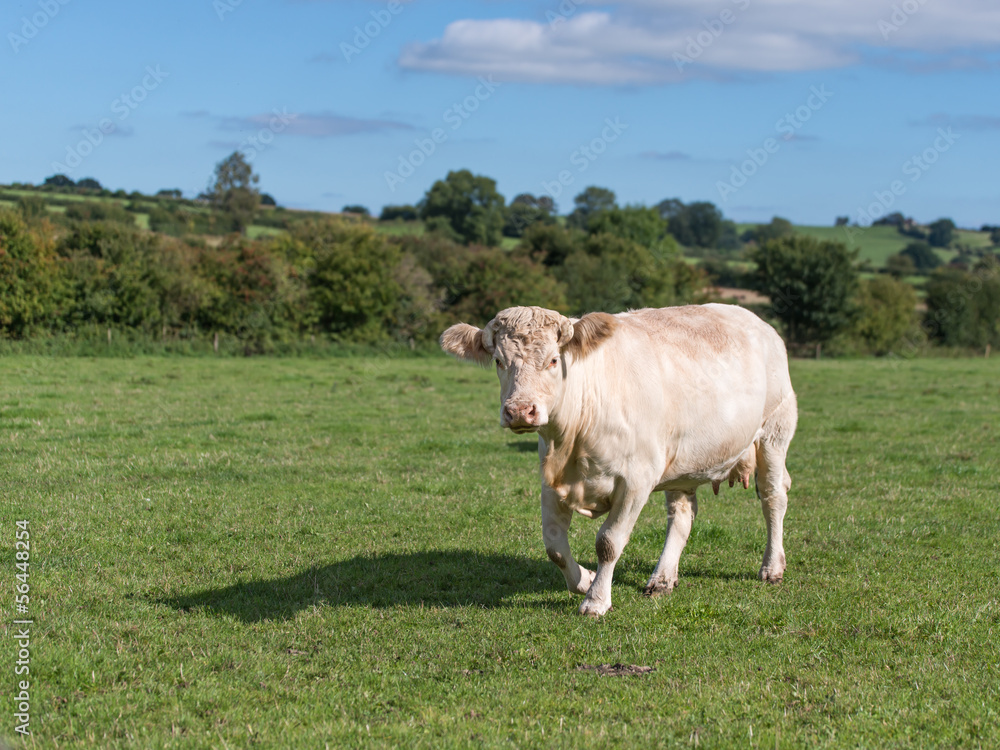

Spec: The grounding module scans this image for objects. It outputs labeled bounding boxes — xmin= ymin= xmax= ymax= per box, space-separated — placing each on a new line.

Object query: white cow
xmin=441 ymin=304 xmax=797 ymax=617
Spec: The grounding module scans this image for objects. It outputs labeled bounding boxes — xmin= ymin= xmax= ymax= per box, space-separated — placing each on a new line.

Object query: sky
xmin=3 ymin=0 xmax=999 ymax=227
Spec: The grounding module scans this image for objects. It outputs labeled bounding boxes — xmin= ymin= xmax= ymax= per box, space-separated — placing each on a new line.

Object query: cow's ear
xmin=563 ymin=312 xmax=618 ymax=360
xmin=440 ymin=323 xmax=493 ymax=366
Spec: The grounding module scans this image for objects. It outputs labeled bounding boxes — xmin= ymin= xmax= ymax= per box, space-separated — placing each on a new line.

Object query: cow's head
xmin=440 ymin=306 xmax=617 ymax=433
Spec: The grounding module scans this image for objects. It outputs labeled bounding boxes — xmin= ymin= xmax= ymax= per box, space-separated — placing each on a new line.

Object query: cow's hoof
xmin=758 ymin=567 xmax=784 ymax=584
xmin=578 ymin=599 xmax=611 ymax=618
xmin=571 ymin=568 xmax=596 ymax=595
xmin=643 ymin=580 xmax=675 ymax=598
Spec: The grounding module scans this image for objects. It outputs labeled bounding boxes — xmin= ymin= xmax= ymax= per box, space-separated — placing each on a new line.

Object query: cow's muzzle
xmin=501 ymin=402 xmax=542 ymax=433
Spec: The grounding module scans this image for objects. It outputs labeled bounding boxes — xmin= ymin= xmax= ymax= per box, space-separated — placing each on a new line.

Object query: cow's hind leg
xmin=541 ymin=486 xmax=595 ymax=595
xmin=756 ymin=393 xmax=796 ymax=583
xmin=644 ymin=490 xmax=697 ymax=597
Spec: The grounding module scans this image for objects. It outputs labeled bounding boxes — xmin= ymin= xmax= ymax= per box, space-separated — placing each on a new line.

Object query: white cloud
xmin=399 ymin=0 xmax=1000 ymax=84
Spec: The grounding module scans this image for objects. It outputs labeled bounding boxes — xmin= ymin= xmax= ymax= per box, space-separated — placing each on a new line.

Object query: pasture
xmin=2 ymin=353 xmax=999 ymax=748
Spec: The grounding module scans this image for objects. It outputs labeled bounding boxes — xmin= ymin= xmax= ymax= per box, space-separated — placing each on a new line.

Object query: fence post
xmin=214 ymin=332 xmax=219 ymax=354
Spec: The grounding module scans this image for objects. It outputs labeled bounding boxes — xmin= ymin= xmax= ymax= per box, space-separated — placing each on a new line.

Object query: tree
xmin=342 ymin=205 xmax=370 ymax=216
xmin=260 ymin=193 xmax=277 ymax=207
xmin=157 ymin=189 xmax=183 ymax=198
xmin=44 ymin=174 xmax=74 ymax=188
xmin=567 ymin=186 xmax=616 ymax=230
xmin=716 ymin=220 xmax=741 ymax=252
xmin=885 ymin=253 xmax=916 ymax=278
xmin=76 ymin=177 xmax=102 ymax=191
xmin=873 ymin=212 xmax=905 ymax=227
xmin=853 ymin=276 xmax=917 ymax=355
xmin=685 ymin=202 xmax=724 ymax=248
xmin=835 ymin=216 xmax=849 ymax=227
xmin=418 ymin=170 xmax=505 ymax=246
xmin=992 ymin=227 xmax=1000 ymax=247
xmin=744 ymin=217 xmax=794 ymax=245
xmin=208 ymin=151 xmax=261 ymax=234
xmin=927 ymin=218 xmax=955 ymax=248
xmin=517 ymin=223 xmax=578 ymax=267
xmin=899 ymin=241 xmax=941 ymax=273
xmin=748 ymin=235 xmax=859 ymax=351
xmin=586 ymin=206 xmax=668 ymax=250
xmin=657 ymin=198 xmax=724 ymax=248
xmin=380 ymin=204 xmax=419 ymax=222
xmin=503 ymin=193 xmax=556 ymax=238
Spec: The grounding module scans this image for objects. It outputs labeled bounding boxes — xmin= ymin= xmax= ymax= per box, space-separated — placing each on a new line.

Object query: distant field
xmin=3 ymin=354 xmax=998 ymax=748
xmin=735 ymin=223 xmax=995 ymax=268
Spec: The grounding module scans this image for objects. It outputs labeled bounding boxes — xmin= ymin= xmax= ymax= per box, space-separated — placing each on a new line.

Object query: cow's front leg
xmin=541 ymin=485 xmax=595 ymax=595
xmin=644 ymin=490 xmax=697 ymax=596
xmin=579 ymin=483 xmax=649 ymax=617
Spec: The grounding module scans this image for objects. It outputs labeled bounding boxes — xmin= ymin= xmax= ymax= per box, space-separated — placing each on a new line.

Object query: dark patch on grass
xmin=507 ymin=440 xmax=539 ymax=453
xmin=241 ymin=412 xmax=278 ymax=422
xmin=160 ymin=551 xmax=558 ymax=621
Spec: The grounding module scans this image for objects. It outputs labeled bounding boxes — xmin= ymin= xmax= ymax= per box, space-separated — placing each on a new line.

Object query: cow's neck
xmin=538 ymin=367 xmax=594 ymax=490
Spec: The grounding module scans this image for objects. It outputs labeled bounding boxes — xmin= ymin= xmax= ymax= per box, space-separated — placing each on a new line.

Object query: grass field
xmin=2 ymin=353 xmax=1000 ymax=748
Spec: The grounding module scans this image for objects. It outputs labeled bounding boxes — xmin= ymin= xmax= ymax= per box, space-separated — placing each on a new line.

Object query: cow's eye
xmin=494 ymin=358 xmax=503 ymax=369
xmin=548 ymin=357 xmax=559 ymax=369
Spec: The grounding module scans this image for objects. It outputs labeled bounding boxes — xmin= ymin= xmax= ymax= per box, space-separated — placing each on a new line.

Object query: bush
xmin=397 ymin=233 xmax=565 ymax=326
xmin=0 ymin=210 xmax=64 ymax=337
xmin=924 ymin=258 xmax=1000 ymax=350
xmin=277 ymin=219 xmax=405 ymax=342
xmin=555 ymin=232 xmax=700 ymax=315
xmin=196 ymin=236 xmax=303 ymax=352
xmin=65 ymin=201 xmax=135 ymax=225
xmin=16 ymin=195 xmax=48 ymax=221
xmin=699 ymin=257 xmax=749 ymax=288
xmin=57 ymin=221 xmax=162 ymax=330
xmin=852 ymin=276 xmax=917 ymax=355
xmin=447 ymin=248 xmax=567 ymax=325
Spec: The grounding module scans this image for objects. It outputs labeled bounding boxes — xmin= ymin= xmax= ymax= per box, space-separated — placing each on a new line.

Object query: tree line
xmin=2 ymin=161 xmax=998 ymax=356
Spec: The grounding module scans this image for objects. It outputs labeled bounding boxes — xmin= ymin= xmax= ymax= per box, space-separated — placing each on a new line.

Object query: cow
xmin=440 ymin=304 xmax=797 ymax=617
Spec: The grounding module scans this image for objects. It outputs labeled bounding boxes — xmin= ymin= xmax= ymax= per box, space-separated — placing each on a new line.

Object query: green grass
xmin=246 ymin=225 xmax=285 ymax=239
xmin=2 ymin=354 xmax=998 ymax=748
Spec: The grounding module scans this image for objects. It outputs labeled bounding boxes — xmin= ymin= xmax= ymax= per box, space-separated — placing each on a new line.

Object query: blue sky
xmin=4 ymin=0 xmax=999 ymax=226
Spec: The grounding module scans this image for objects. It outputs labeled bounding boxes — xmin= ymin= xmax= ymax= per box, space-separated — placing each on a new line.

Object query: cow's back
xmin=573 ymin=304 xmax=793 ymax=488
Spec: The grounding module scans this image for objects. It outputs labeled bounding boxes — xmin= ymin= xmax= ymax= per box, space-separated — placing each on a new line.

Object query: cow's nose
xmin=504 ymin=403 xmax=539 ymax=427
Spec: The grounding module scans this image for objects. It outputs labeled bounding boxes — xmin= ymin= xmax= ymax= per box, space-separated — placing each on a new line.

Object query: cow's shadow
xmin=160 ymin=550 xmax=563 ymax=622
